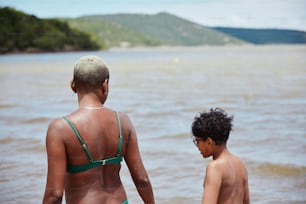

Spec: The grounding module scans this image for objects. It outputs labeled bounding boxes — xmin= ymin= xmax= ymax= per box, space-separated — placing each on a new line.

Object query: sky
xmin=1 ymin=0 xmax=306 ymax=31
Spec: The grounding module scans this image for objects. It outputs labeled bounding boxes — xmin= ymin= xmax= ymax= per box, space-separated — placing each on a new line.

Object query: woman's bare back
xmin=63 ymin=109 xmax=127 ymax=203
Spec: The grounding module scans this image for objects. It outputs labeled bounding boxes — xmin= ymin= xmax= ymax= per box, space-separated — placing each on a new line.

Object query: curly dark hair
xmin=191 ymin=108 xmax=233 ymax=145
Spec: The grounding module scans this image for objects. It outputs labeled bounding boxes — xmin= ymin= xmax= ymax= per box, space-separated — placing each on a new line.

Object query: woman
xmin=42 ymin=56 xmax=155 ymax=204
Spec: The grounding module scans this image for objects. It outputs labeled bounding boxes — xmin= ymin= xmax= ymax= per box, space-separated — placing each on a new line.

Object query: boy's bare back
xmin=203 ymin=151 xmax=249 ymax=204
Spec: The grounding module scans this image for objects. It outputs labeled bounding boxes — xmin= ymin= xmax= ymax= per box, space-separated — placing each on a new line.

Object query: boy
xmin=191 ymin=108 xmax=249 ymax=204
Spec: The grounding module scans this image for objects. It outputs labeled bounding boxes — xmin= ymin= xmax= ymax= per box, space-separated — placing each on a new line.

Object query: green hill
xmin=66 ymin=12 xmax=306 ymax=47
xmin=65 ymin=12 xmax=245 ymax=48
xmin=64 ymin=17 xmax=163 ymax=48
xmin=2 ymin=7 xmax=305 ymax=54
xmin=0 ymin=7 xmax=99 ymax=54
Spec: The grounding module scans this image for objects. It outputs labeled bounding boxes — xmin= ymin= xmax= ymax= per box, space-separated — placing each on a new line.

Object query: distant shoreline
xmin=1 ymin=44 xmax=306 ymax=56
xmin=108 ymin=44 xmax=306 ymax=51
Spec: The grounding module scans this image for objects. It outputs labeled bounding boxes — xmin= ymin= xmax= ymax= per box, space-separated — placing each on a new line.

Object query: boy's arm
xmin=202 ymin=163 xmax=222 ymax=204
xmin=42 ymin=119 xmax=67 ymax=204
xmin=243 ymin=168 xmax=250 ymax=204
xmin=122 ymin=113 xmax=155 ymax=204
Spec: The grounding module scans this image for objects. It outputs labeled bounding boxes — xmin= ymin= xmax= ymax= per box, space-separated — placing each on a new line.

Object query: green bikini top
xmin=63 ymin=112 xmax=123 ymax=173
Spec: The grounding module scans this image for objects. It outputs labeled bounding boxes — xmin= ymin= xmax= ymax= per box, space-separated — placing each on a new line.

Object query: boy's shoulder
xmin=208 ymin=152 xmax=245 ymax=171
xmin=206 ymin=159 xmax=224 ymax=174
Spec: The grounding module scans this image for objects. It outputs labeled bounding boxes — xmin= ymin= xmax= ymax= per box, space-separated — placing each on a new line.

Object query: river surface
xmin=0 ymin=45 xmax=306 ymax=203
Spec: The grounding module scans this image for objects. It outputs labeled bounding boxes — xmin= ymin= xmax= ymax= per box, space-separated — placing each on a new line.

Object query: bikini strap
xmin=115 ymin=111 xmax=123 ymax=156
xmin=62 ymin=116 xmax=94 ymax=161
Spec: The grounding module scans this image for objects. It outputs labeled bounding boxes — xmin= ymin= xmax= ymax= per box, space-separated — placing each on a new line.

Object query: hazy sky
xmin=1 ymin=0 xmax=306 ymax=31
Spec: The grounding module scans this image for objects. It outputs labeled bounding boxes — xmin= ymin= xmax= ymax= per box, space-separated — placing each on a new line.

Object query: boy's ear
xmin=71 ymin=80 xmax=77 ymax=93
xmin=207 ymin=137 xmax=213 ymax=144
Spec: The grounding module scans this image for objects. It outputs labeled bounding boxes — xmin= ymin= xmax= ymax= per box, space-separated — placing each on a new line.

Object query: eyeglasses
xmin=192 ymin=136 xmax=202 ymax=146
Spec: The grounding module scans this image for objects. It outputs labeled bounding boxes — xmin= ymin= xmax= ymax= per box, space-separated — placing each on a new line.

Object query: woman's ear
xmin=71 ymin=80 xmax=77 ymax=93
xmin=102 ymin=79 xmax=108 ymax=95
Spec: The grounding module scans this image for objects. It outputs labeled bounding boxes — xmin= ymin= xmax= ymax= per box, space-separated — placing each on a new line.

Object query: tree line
xmin=0 ymin=7 xmax=100 ymax=54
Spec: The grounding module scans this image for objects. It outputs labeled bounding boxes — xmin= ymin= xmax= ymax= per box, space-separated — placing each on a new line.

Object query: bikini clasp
xmin=102 ymin=159 xmax=106 ymax=165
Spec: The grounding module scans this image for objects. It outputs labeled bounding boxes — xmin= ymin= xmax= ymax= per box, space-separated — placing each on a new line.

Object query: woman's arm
xmin=42 ymin=118 xmax=67 ymax=204
xmin=122 ymin=113 xmax=155 ymax=204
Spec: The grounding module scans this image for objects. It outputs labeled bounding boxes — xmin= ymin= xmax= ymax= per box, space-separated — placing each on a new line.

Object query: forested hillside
xmin=0 ymin=7 xmax=99 ymax=54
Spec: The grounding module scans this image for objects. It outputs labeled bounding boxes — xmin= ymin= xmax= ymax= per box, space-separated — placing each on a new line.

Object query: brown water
xmin=0 ymin=45 xmax=306 ymax=203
